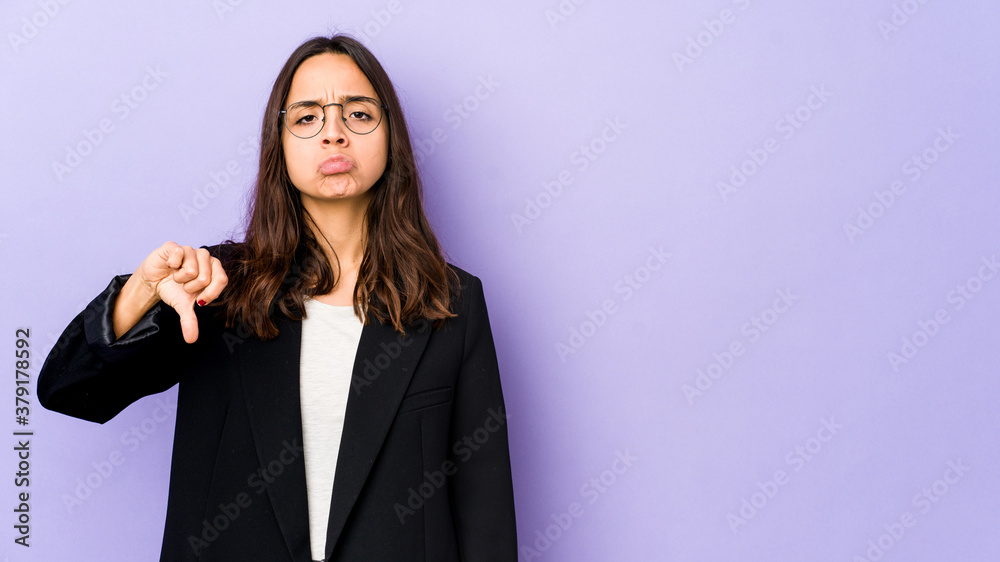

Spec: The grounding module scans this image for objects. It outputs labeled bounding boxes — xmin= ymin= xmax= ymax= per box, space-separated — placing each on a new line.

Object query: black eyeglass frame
xmin=279 ymin=96 xmax=388 ymax=138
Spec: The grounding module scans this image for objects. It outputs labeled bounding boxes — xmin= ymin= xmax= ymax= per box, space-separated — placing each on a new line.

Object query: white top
xmin=299 ymin=298 xmax=364 ymax=561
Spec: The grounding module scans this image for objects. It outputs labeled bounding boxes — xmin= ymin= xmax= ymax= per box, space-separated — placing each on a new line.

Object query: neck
xmin=300 ymin=192 xmax=371 ymax=271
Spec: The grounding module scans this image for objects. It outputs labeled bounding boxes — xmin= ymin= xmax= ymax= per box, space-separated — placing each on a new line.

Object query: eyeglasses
xmin=280 ymin=97 xmax=386 ymax=138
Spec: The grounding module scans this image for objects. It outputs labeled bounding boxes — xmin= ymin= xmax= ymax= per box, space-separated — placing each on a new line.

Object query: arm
xmin=38 ymin=243 xmax=229 ymax=423
xmin=112 ymin=270 xmax=162 ymax=340
xmin=37 ymin=274 xmax=187 ymax=424
xmin=447 ymin=274 xmax=518 ymax=561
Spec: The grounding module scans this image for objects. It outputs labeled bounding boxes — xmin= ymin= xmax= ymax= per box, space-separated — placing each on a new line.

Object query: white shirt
xmin=299 ymin=298 xmax=364 ymax=561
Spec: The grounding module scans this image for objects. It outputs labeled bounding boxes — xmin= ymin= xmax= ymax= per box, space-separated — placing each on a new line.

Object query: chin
xmin=317 ymin=178 xmax=357 ymax=197
xmin=314 ymin=191 xmax=355 ymax=201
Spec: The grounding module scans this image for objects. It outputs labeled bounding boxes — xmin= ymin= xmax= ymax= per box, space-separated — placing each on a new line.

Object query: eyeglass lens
xmin=284 ymin=99 xmax=382 ymax=137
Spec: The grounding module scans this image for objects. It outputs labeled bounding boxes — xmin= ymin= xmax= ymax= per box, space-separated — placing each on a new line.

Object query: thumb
xmin=176 ymin=302 xmax=200 ymax=344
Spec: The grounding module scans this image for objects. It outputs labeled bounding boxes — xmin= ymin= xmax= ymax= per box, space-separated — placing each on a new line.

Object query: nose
xmin=320 ymin=107 xmax=349 ymax=145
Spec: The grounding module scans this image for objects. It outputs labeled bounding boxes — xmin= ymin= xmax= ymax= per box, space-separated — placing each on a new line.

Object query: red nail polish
xmin=197 ymin=300 xmax=207 ymax=307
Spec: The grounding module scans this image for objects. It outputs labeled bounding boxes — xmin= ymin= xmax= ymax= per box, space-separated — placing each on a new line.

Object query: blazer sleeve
xmin=447 ymin=274 xmax=518 ymax=561
xmin=37 ymin=273 xmax=188 ymax=424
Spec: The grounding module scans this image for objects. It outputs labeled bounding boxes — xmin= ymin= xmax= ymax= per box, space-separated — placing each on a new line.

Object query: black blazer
xmin=38 ymin=245 xmax=517 ymax=561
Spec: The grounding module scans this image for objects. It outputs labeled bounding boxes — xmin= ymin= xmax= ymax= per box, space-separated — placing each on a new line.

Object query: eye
xmin=285 ymin=102 xmax=324 ymax=127
xmin=344 ymin=98 xmax=381 ymax=123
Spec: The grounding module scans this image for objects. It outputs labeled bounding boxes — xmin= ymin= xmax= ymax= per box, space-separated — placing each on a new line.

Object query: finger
xmin=171 ymin=245 xmax=200 ymax=285
xmin=162 ymin=241 xmax=184 ymax=270
xmin=183 ymin=248 xmax=213 ymax=294
xmin=196 ymin=257 xmax=229 ymax=306
xmin=176 ymin=302 xmax=200 ymax=344
xmin=139 ymin=242 xmax=181 ymax=290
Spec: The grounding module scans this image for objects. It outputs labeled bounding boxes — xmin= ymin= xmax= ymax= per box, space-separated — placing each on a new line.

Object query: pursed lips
xmin=319 ymin=154 xmax=354 ymax=175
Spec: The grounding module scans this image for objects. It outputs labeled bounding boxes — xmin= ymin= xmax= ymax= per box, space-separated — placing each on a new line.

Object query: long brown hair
xmin=218 ymin=35 xmax=458 ymax=339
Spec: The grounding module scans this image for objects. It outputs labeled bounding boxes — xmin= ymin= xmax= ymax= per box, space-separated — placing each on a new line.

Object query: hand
xmin=135 ymin=242 xmax=228 ymax=344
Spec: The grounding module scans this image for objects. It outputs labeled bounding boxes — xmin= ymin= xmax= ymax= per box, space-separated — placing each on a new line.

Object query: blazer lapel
xmin=236 ymin=298 xmax=433 ymax=561
xmin=236 ymin=311 xmax=312 ymax=561
xmin=324 ymin=316 xmax=432 ymax=558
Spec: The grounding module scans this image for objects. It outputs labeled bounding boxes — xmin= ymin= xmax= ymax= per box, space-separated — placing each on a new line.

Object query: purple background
xmin=3 ymin=1 xmax=999 ymax=560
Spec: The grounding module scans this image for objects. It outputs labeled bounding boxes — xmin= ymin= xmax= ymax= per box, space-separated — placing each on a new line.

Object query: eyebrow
xmin=290 ymin=94 xmax=378 ymax=105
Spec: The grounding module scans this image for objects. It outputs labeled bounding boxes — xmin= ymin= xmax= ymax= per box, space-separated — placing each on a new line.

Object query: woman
xmin=38 ymin=35 xmax=517 ymax=561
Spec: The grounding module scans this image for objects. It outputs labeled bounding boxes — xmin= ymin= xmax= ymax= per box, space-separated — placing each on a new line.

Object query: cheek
xmin=280 ymin=136 xmax=290 ymax=166
xmin=374 ymin=135 xmax=390 ymax=168
xmin=281 ymin=138 xmax=306 ymax=180
xmin=372 ymin=148 xmax=389 ymax=179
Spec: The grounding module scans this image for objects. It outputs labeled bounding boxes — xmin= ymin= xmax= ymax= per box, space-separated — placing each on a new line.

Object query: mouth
xmin=319 ymin=155 xmax=354 ymax=175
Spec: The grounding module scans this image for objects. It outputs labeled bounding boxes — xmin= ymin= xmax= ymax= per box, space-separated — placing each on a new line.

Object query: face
xmin=281 ymin=53 xmax=389 ymax=206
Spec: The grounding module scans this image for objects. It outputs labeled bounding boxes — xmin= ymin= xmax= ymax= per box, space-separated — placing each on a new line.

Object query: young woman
xmin=38 ymin=35 xmax=517 ymax=561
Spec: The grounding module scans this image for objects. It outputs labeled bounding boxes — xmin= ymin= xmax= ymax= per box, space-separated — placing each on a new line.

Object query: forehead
xmin=286 ymin=53 xmax=377 ymax=102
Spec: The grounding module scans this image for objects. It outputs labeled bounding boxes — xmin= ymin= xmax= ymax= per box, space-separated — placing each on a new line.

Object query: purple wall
xmin=3 ymin=1 xmax=999 ymax=560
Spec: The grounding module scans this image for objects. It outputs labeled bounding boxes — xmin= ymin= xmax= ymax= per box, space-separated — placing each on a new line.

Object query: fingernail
xmin=197 ymin=300 xmax=207 ymax=307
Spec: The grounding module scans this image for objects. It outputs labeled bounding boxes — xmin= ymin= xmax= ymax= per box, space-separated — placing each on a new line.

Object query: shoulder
xmin=445 ymin=263 xmax=489 ymax=317
xmin=446 ymin=263 xmax=479 ymax=288
xmin=446 ymin=263 xmax=482 ymax=295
